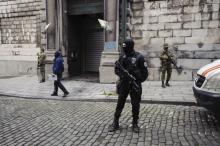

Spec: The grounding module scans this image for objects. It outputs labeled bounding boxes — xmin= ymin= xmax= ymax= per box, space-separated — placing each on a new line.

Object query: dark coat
xmin=53 ymin=51 xmax=64 ymax=74
xmin=115 ymin=52 xmax=148 ymax=83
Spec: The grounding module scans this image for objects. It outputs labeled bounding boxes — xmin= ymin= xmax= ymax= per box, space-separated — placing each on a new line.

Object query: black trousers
xmin=53 ymin=73 xmax=68 ymax=94
xmin=114 ymin=81 xmax=142 ymax=123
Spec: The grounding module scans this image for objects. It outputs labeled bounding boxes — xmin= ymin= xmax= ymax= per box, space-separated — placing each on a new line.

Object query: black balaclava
xmin=123 ymin=39 xmax=134 ymax=55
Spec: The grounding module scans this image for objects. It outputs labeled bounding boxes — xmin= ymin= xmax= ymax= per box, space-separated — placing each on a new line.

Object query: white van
xmin=193 ymin=60 xmax=220 ymax=109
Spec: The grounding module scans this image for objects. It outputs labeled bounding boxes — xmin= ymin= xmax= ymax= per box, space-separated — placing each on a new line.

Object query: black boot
xmin=63 ymin=91 xmax=69 ymax=97
xmin=162 ymin=81 xmax=165 ymax=88
xmin=109 ymin=118 xmax=119 ymax=132
xmin=51 ymin=92 xmax=58 ymax=96
xmin=132 ymin=121 xmax=139 ymax=133
xmin=166 ymin=81 xmax=170 ymax=87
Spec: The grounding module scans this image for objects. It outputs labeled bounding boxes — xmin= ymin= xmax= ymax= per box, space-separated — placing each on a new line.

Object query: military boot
xmin=108 ymin=118 xmax=119 ymax=132
xmin=166 ymin=81 xmax=170 ymax=87
xmin=162 ymin=81 xmax=166 ymax=88
xmin=132 ymin=120 xmax=139 ymax=133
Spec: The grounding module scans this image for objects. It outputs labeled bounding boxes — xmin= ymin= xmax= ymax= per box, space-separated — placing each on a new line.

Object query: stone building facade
xmin=0 ymin=0 xmax=46 ymax=76
xmin=0 ymin=0 xmax=219 ymax=82
xmin=131 ymin=0 xmax=220 ymax=80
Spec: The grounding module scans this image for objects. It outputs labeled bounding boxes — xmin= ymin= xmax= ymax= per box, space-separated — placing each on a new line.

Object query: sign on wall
xmin=104 ymin=41 xmax=117 ymax=50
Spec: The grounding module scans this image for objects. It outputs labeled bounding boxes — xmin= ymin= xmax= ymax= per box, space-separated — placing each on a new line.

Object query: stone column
xmin=105 ymin=0 xmax=117 ymax=43
xmin=45 ymin=0 xmax=57 ymax=79
xmin=99 ymin=0 xmax=119 ymax=83
xmin=46 ymin=0 xmax=56 ymax=50
xmin=56 ymin=0 xmax=68 ymax=77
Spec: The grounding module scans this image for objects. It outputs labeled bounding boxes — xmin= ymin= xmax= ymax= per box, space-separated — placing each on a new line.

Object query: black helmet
xmin=122 ymin=38 xmax=134 ymax=55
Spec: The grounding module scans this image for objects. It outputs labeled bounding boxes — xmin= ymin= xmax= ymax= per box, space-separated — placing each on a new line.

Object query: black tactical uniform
xmin=109 ymin=39 xmax=148 ymax=133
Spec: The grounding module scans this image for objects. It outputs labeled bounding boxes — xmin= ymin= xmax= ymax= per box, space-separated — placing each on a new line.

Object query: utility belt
xmin=116 ymin=79 xmax=141 ymax=94
xmin=161 ymin=60 xmax=172 ymax=66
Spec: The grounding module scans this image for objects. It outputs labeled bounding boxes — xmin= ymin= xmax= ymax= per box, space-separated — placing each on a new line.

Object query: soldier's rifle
xmin=115 ymin=61 xmax=140 ymax=92
xmin=169 ymin=56 xmax=183 ymax=75
xmin=37 ymin=53 xmax=40 ymax=67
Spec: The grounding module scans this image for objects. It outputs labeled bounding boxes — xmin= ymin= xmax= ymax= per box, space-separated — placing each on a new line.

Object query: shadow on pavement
xmin=0 ymin=76 xmax=19 ymax=79
xmin=68 ymin=73 xmax=99 ymax=82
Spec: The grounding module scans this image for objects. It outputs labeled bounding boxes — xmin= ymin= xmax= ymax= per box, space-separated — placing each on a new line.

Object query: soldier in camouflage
xmin=159 ymin=43 xmax=174 ymax=88
xmin=37 ymin=47 xmax=47 ymax=83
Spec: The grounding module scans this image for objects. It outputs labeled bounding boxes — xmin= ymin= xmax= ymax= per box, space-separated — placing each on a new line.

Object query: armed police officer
xmin=109 ymin=39 xmax=148 ymax=133
xmin=159 ymin=43 xmax=174 ymax=88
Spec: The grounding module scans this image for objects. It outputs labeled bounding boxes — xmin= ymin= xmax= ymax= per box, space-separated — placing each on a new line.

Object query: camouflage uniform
xmin=159 ymin=44 xmax=174 ymax=87
xmin=37 ymin=49 xmax=46 ymax=82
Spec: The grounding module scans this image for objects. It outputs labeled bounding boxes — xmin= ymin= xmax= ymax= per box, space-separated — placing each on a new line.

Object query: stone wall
xmin=0 ymin=0 xmax=46 ymax=45
xmin=0 ymin=0 xmax=46 ymax=76
xmin=131 ymin=0 xmax=220 ymax=80
xmin=1 ymin=16 xmax=37 ymax=44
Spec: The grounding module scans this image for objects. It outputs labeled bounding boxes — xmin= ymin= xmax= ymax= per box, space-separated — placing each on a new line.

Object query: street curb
xmin=0 ymin=92 xmax=197 ymax=106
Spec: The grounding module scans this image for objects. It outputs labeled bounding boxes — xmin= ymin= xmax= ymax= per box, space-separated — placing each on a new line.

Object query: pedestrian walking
xmin=51 ymin=51 xmax=69 ymax=97
xmin=109 ymin=39 xmax=148 ymax=133
xmin=159 ymin=43 xmax=174 ymax=88
xmin=37 ymin=47 xmax=46 ymax=83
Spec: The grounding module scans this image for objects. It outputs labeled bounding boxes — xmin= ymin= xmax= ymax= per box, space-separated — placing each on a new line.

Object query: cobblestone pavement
xmin=0 ymin=97 xmax=219 ymax=146
xmin=0 ymin=75 xmax=195 ymax=104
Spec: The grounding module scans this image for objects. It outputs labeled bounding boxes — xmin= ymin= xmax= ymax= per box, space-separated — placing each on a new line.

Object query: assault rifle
xmin=163 ymin=51 xmax=183 ymax=75
xmin=115 ymin=61 xmax=140 ymax=92
xmin=37 ymin=53 xmax=40 ymax=67
xmin=171 ymin=59 xmax=183 ymax=75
